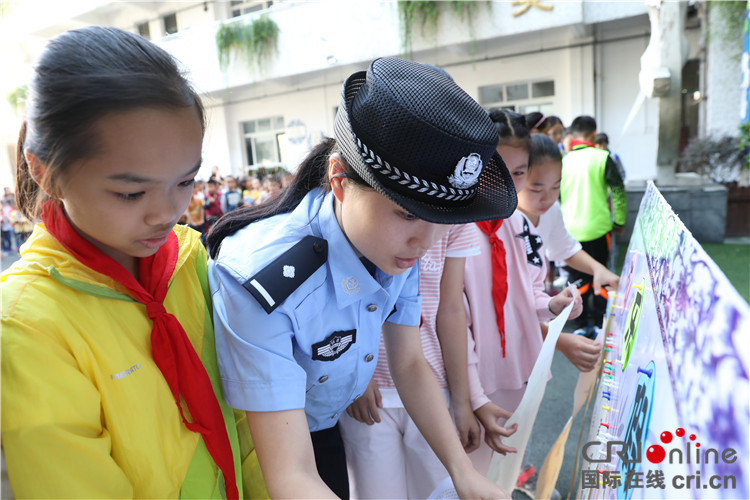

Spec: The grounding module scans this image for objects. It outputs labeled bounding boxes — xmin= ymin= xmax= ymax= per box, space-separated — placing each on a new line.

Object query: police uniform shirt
xmin=209 ymin=188 xmax=421 ymax=431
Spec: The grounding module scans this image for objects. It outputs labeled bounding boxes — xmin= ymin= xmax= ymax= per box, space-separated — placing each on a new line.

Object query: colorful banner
xmin=579 ymin=182 xmax=750 ymax=499
xmin=743 ymin=1 xmax=749 ymax=122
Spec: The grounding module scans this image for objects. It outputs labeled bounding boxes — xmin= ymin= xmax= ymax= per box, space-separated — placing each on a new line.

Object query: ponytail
xmin=488 ymin=108 xmax=531 ymax=151
xmin=208 ymin=137 xmax=345 ymax=258
xmin=15 ymin=122 xmax=44 ymax=221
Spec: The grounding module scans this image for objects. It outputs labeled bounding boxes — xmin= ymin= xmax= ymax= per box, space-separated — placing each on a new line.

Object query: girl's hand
xmin=593 ymin=267 xmax=620 ymax=296
xmin=549 ymin=286 xmax=582 ymax=319
xmin=557 ymin=333 xmax=602 ymax=372
xmin=452 ymin=468 xmax=511 ymax=499
xmin=345 ymin=378 xmax=382 ymax=425
xmin=474 ymin=403 xmax=518 ymax=455
xmin=451 ymin=398 xmax=481 ymax=453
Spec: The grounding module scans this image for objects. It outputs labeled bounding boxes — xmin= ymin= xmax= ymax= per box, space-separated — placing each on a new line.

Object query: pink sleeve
xmin=465 ymin=292 xmax=490 ymax=411
xmin=446 ymin=223 xmax=481 ymax=258
xmin=533 ymin=274 xmax=556 ymax=322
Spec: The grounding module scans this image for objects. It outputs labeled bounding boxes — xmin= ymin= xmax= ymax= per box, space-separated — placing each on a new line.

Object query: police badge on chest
xmin=312 ymin=330 xmax=357 ymax=361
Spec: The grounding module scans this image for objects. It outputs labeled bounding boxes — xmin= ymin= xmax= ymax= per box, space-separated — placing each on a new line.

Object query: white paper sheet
xmin=486 ymin=285 xmax=578 ymax=491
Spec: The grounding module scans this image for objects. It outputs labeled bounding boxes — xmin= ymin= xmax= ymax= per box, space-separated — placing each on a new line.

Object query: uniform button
xmin=365 ymin=353 xmax=374 ymax=362
xmin=367 ymin=304 xmax=378 ymax=312
xmin=318 ymin=375 xmax=328 ymax=383
xmin=313 ymin=241 xmax=324 ymax=253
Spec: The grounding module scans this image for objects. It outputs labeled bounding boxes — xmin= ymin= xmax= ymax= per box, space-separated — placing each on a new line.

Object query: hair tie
xmin=533 ymin=114 xmax=547 ymax=130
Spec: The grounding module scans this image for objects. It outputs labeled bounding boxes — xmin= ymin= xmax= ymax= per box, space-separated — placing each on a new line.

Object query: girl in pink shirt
xmin=340 ymin=224 xmax=491 ymax=499
xmin=464 ymin=112 xmax=590 ymax=480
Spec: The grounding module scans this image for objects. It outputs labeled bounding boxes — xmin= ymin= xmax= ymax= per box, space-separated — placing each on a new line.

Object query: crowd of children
xmin=177 ymin=172 xmax=292 ymax=244
xmin=2 ymin=25 xmax=628 ymax=500
xmin=1 ymin=191 xmax=34 ymax=255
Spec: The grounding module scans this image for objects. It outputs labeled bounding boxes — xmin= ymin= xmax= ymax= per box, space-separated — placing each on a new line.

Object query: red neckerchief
xmin=475 ymin=219 xmax=508 ymax=357
xmin=40 ymin=200 xmax=238 ymax=500
xmin=570 ymin=139 xmax=596 ymax=149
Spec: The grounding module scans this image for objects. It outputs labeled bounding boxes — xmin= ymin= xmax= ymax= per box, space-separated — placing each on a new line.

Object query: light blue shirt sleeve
xmin=386 ymin=264 xmax=422 ymax=326
xmin=210 ymin=259 xmax=307 ymax=412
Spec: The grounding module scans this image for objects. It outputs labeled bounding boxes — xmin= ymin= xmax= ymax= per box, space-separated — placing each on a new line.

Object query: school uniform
xmin=1 ymin=223 xmax=266 ymax=499
xmin=536 ymin=201 xmax=583 ymax=264
xmin=209 ymin=187 xmax=421 ymax=495
xmin=464 ymin=210 xmax=557 ymax=475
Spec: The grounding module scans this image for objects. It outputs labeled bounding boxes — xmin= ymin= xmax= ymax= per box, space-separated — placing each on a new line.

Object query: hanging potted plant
xmin=397 ymin=0 xmax=489 ymax=59
xmin=215 ymin=14 xmax=280 ymax=71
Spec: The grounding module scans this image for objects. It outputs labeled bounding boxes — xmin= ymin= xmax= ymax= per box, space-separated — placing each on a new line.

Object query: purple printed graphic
xmin=580 ymin=183 xmax=749 ymax=499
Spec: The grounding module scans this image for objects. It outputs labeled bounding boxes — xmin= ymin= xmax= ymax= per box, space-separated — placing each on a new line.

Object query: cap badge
xmin=448 ymin=153 xmax=482 ymax=189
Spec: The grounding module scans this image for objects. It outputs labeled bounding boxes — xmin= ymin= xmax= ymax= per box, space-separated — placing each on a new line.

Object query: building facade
xmin=0 ymin=1 xmax=743 ymax=187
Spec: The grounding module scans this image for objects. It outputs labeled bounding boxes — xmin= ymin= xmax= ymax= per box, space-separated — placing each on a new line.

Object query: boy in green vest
xmin=559 ymin=115 xmax=627 ymax=336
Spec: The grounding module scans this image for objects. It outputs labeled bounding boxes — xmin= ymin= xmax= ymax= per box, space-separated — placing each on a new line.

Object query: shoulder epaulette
xmin=242 ymin=235 xmax=328 ymax=314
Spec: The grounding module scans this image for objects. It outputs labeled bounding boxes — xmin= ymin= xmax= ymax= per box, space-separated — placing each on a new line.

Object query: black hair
xmin=16 ymin=26 xmax=205 ymax=220
xmin=529 ymin=133 xmax=563 ymax=166
xmin=546 ymin=115 xmax=563 ymax=128
xmin=206 ymin=138 xmax=367 ymax=258
xmin=595 ymin=132 xmax=610 ymax=146
xmin=487 ymin=108 xmax=531 ymax=150
xmin=569 ymin=115 xmax=597 ymax=139
xmin=524 ymin=111 xmax=549 ymax=133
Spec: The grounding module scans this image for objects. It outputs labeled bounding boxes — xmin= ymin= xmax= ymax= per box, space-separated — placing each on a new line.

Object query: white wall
xmin=705 ymin=5 xmax=743 ymax=138
xmin=595 ymin=18 xmax=659 ymax=183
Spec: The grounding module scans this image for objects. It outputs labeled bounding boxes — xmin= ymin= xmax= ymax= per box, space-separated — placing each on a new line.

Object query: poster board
xmin=579 ymin=182 xmax=749 ymax=499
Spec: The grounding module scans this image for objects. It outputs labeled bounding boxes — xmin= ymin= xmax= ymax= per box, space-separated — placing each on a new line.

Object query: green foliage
xmin=707 ymin=0 xmax=746 ymax=47
xmin=398 ymin=1 xmax=439 ymax=57
xmin=739 ymin=121 xmax=750 ymax=170
xmin=215 ymin=14 xmax=279 ymax=71
xmin=397 ymin=0 xmax=488 ymax=59
xmin=6 ymin=84 xmax=26 ymax=114
xmin=0 ymin=1 xmax=15 ymax=18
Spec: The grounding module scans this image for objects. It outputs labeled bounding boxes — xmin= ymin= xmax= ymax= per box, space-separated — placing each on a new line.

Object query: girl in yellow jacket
xmin=1 ymin=26 xmax=266 ymax=499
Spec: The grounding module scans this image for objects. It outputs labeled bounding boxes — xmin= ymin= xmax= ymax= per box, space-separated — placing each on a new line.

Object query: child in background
xmin=204 ymin=177 xmax=223 ymax=225
xmin=519 ymin=134 xmax=620 ymax=339
xmin=339 ymin=223 xmax=515 ymax=498
xmin=256 ymin=174 xmax=282 ymax=204
xmin=1 ymin=26 xmax=265 ymax=498
xmin=524 ymin=111 xmax=550 ymax=134
xmin=184 ymin=181 xmax=207 ymax=244
xmin=560 ymin=116 xmax=627 ymax=337
xmin=221 ymin=175 xmax=244 ymax=213
xmin=545 ymin=116 xmax=565 ymax=149
xmin=595 ymin=132 xmax=626 ymax=184
xmin=1 ymin=197 xmax=16 ymax=254
xmin=464 ymin=111 xmax=589 ymax=491
xmin=242 ymin=176 xmax=259 ymax=205
xmin=281 ymin=171 xmax=294 ymax=189
xmin=541 ymin=115 xmax=565 ymax=288
xmin=9 ymin=198 xmax=33 ymax=248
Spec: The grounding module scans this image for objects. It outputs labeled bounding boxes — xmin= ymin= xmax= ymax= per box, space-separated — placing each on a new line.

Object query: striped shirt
xmin=373 ymin=224 xmax=481 ymax=406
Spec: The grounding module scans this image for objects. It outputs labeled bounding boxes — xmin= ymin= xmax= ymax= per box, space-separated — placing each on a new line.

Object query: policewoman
xmin=207 ymin=57 xmax=517 ymax=499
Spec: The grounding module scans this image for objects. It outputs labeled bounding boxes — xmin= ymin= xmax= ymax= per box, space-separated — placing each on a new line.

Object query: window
xmin=479 ymin=79 xmax=555 ymax=115
xmin=230 ymin=0 xmax=273 ymax=17
xmin=242 ymin=116 xmax=285 ymax=169
xmin=137 ymin=21 xmax=151 ymax=39
xmin=163 ymin=13 xmax=178 ymax=35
